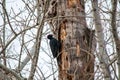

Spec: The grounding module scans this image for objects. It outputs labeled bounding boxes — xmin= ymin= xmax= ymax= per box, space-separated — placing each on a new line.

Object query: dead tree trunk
xmin=46 ymin=0 xmax=96 ymax=80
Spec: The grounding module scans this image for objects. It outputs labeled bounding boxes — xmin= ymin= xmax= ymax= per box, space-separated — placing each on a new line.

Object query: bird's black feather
xmin=47 ymin=34 xmax=60 ymax=58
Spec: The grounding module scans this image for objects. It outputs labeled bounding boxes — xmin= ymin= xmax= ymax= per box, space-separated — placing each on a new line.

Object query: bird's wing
xmin=50 ymin=38 xmax=59 ymax=58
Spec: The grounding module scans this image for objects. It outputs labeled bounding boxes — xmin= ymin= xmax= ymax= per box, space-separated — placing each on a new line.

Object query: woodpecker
xmin=47 ymin=34 xmax=60 ymax=58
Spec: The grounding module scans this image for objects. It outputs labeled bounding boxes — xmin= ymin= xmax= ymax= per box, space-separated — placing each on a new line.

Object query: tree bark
xmin=111 ymin=0 xmax=120 ymax=79
xmin=47 ymin=0 xmax=95 ymax=80
xmin=2 ymin=0 xmax=6 ymax=66
xmin=92 ymin=0 xmax=112 ymax=80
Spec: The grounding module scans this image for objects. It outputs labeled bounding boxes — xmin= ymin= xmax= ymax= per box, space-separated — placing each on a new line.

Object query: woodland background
xmin=0 ymin=0 xmax=120 ymax=80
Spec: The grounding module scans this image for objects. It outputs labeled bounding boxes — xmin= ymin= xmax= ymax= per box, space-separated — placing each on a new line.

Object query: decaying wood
xmin=67 ymin=0 xmax=78 ymax=8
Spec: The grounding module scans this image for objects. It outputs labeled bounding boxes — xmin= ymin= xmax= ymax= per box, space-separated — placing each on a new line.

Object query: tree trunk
xmin=47 ymin=0 xmax=95 ymax=80
xmin=2 ymin=0 xmax=6 ymax=66
xmin=111 ymin=0 xmax=120 ymax=79
xmin=92 ymin=0 xmax=112 ymax=80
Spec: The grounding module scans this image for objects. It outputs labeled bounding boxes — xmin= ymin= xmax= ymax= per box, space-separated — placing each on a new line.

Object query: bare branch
xmin=0 ymin=63 xmax=25 ymax=80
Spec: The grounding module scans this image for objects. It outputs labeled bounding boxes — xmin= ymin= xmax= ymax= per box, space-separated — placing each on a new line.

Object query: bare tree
xmin=92 ymin=0 xmax=112 ymax=80
xmin=111 ymin=0 xmax=120 ymax=79
xmin=0 ymin=0 xmax=120 ymax=80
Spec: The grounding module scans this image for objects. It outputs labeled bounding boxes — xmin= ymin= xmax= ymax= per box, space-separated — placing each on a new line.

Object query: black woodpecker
xmin=47 ymin=34 xmax=60 ymax=58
